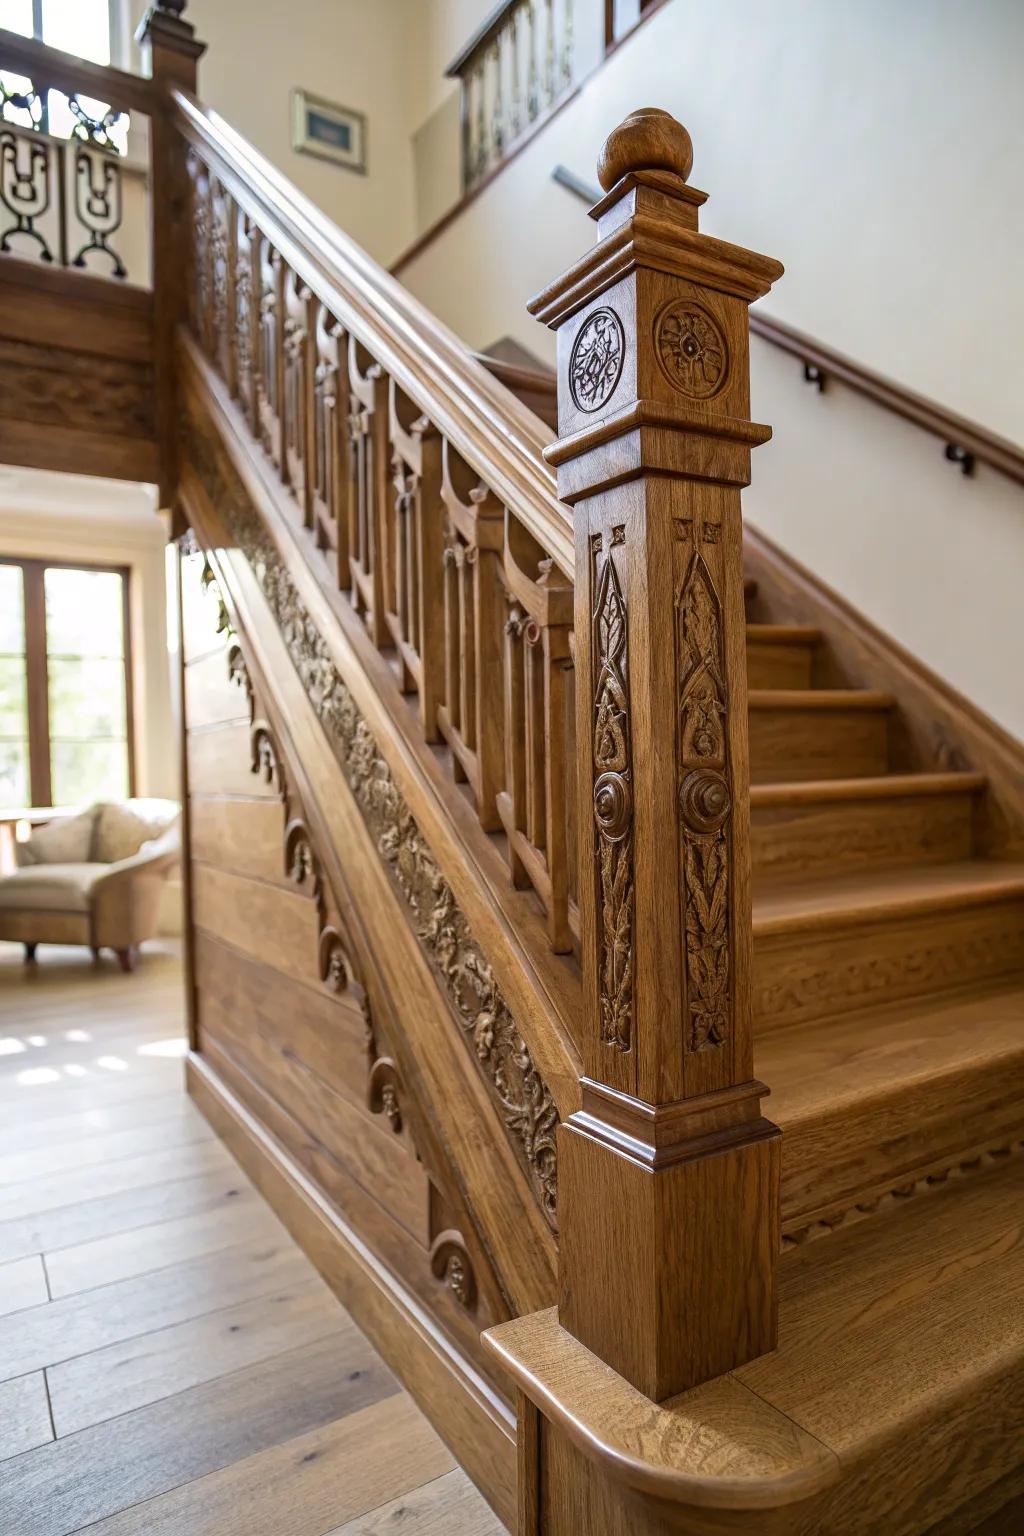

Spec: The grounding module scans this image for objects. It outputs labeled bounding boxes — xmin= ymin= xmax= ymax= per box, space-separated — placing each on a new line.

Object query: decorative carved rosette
xmin=591 ymin=532 xmax=634 ymax=1054
xmin=655 ymin=299 xmax=729 ymax=399
xmin=675 ymin=548 xmax=732 ymax=1051
xmin=569 ymin=306 xmax=625 ymax=413
xmin=183 ymin=411 xmax=559 ymax=1229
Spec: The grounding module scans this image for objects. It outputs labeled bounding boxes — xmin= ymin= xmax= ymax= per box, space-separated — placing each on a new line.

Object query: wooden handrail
xmin=0 ymin=28 xmax=155 ymax=116
xmin=171 ymin=89 xmax=573 ymax=576
xmin=747 ymin=311 xmax=1024 ymax=485
xmin=550 ymin=166 xmax=1024 ymax=486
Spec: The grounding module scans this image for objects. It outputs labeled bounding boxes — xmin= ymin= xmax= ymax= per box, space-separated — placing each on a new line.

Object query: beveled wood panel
xmin=0 ymin=259 xmax=154 ymax=362
xmin=192 ymin=864 xmax=318 ymax=982
xmin=200 ymin=995 xmax=431 ymax=1245
xmin=187 ymin=721 xmax=280 ymax=799
xmin=189 ymin=796 xmax=288 ymax=886
xmin=194 ymin=931 xmax=369 ymax=1105
xmin=184 ymin=647 xmax=253 ymax=731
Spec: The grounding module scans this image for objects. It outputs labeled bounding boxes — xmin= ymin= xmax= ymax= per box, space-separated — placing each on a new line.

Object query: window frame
xmin=0 ymin=555 xmax=135 ymax=809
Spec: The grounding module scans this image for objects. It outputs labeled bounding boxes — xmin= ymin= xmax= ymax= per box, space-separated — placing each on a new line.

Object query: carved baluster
xmin=311 ymin=306 xmax=350 ymax=586
xmin=232 ymin=209 xmax=259 ymax=437
xmin=526 ymin=0 xmax=540 ymax=120
xmin=490 ymin=38 xmax=504 ymax=159
xmin=209 ymin=176 xmax=234 ymax=387
xmin=346 ymin=337 xmax=389 ymax=647
xmin=474 ymin=57 xmax=489 ymax=182
xmin=282 ymin=268 xmax=314 ymax=526
xmin=508 ymin=3 xmax=523 ymax=142
xmin=388 ymin=386 xmax=445 ymax=736
xmin=529 ymin=110 xmax=785 ymax=1399
xmin=502 ymin=600 xmax=529 ymax=887
xmin=185 ymin=151 xmax=212 ymax=352
xmin=544 ymin=0 xmax=556 ymax=104
xmin=256 ymin=242 xmax=284 ymax=471
xmin=560 ymin=0 xmax=573 ymax=88
xmin=501 ymin=514 xmax=574 ymax=951
xmin=439 ymin=443 xmax=504 ymax=829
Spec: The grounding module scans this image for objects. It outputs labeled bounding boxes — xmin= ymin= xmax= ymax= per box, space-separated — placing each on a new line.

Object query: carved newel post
xmin=136 ymin=1 xmax=206 ymax=515
xmin=530 ymin=109 xmax=784 ymax=1400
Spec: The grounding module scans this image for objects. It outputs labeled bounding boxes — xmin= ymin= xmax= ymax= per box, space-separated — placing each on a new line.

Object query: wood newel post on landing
xmin=529 ymin=108 xmax=785 ymax=1401
xmin=136 ymin=1 xmax=206 ymax=522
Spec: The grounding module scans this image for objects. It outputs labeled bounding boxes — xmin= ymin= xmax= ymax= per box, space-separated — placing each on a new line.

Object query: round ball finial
xmin=597 ymin=108 xmax=693 ymax=192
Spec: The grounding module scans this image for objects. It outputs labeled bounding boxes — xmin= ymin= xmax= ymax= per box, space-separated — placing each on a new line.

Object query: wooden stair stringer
xmin=179 ymin=334 xmax=584 ymax=1113
xmin=180 ymin=470 xmax=559 ymax=1325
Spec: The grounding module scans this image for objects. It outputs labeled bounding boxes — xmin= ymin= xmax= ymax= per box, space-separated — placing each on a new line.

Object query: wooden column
xmin=530 ymin=109 xmax=785 ymax=1400
xmin=136 ymin=1 xmax=206 ymax=518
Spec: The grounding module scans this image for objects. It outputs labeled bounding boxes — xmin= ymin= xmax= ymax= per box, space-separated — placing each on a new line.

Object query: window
xmin=0 ymin=559 xmax=134 ymax=810
xmin=0 ymin=0 xmax=128 ymax=152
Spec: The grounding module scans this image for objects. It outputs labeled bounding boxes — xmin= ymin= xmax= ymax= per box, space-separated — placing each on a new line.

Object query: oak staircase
xmin=1 ymin=8 xmax=1023 ymax=1534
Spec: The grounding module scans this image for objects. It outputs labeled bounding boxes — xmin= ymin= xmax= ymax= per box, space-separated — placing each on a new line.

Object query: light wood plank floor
xmin=0 ymin=939 xmax=504 ymax=1535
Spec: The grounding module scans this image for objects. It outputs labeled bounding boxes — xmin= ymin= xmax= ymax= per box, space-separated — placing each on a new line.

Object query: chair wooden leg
xmin=24 ymin=942 xmax=37 ymax=962
xmin=115 ymin=947 xmax=136 ymax=974
xmin=90 ymin=945 xmax=101 ymax=963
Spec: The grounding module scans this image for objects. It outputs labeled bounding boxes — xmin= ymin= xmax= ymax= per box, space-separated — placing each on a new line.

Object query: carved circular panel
xmin=593 ymin=770 xmax=632 ymax=842
xmin=655 ymin=301 xmax=729 ymax=399
xmin=569 ymin=307 xmax=625 ymax=413
xmin=680 ymin=768 xmax=731 ymax=834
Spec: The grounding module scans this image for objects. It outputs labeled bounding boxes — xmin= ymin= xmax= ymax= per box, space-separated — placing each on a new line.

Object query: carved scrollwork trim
xmin=429 ymin=1229 xmax=478 ymax=1311
xmin=283 ymin=816 xmax=319 ymax=893
xmin=183 ymin=408 xmax=559 ymax=1228
xmin=676 ymin=548 xmax=732 ymax=1052
xmin=367 ymin=1056 xmax=404 ymax=1135
xmin=591 ymin=532 xmax=634 ymax=1054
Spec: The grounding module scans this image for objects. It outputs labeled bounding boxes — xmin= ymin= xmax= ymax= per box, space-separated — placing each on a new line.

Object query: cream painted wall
xmin=398 ymin=0 xmax=1024 ymax=741
xmin=0 ymin=469 xmax=177 ymax=802
xmin=130 ymin=0 xmax=433 ymax=265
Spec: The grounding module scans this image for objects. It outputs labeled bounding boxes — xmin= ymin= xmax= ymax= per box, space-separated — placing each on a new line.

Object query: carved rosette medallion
xmin=591 ymin=531 xmax=634 ymax=1053
xmin=676 ymin=549 xmax=732 ymax=1051
xmin=655 ymin=300 xmax=728 ymax=399
xmin=569 ymin=306 xmax=624 ymax=413
xmin=183 ymin=409 xmax=559 ymax=1228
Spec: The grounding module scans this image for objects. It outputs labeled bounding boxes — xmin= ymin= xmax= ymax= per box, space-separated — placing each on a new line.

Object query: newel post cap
xmin=597 ymin=107 xmax=694 ymax=191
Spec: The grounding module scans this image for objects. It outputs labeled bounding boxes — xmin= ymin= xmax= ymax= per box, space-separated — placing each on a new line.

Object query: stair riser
xmin=754 ymin=898 xmax=1024 ymax=1032
xmin=746 ymin=641 xmax=815 ymax=690
xmin=749 ymin=707 xmax=889 ymax=783
xmin=779 ymin=1051 xmax=1024 ymax=1230
xmin=752 ymin=791 xmax=976 ymax=880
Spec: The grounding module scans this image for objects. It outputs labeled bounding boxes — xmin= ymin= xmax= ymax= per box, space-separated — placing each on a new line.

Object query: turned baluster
xmin=232 ymin=208 xmax=259 ymax=438
xmin=531 ymin=108 xmax=784 ymax=1399
xmin=526 ymin=0 xmax=540 ymax=120
xmin=256 ymin=241 xmax=284 ymax=471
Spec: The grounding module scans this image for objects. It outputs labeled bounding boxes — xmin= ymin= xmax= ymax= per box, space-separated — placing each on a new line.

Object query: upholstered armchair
xmin=0 ymin=800 xmax=180 ymax=971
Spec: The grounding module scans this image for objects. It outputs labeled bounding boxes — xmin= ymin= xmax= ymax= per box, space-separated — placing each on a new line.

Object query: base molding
xmin=186 ymin=1050 xmax=516 ymax=1528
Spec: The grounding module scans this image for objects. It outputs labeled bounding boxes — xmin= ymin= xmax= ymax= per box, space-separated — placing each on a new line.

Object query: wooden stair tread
xmin=753 ymin=859 xmax=1024 ymax=935
xmin=750 ymin=770 xmax=986 ymax=807
xmin=760 ymin=983 xmax=1024 ymax=1225
xmin=487 ymin=1157 xmax=1024 ymax=1524
xmin=746 ymin=623 xmax=821 ymax=646
xmin=748 ymin=688 xmax=895 ymax=710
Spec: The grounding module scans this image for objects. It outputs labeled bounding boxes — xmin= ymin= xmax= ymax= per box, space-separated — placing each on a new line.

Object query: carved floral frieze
xmin=182 ymin=411 xmax=559 ymax=1228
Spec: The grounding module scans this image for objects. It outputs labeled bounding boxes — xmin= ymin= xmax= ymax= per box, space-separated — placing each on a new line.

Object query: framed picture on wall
xmin=291 ymin=89 xmax=367 ymax=174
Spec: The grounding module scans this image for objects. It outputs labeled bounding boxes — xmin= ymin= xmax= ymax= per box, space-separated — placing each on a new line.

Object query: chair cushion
xmin=15 ymin=808 xmax=98 ymax=868
xmin=92 ymin=800 xmax=179 ymax=864
xmin=0 ymin=864 xmax=107 ymax=913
